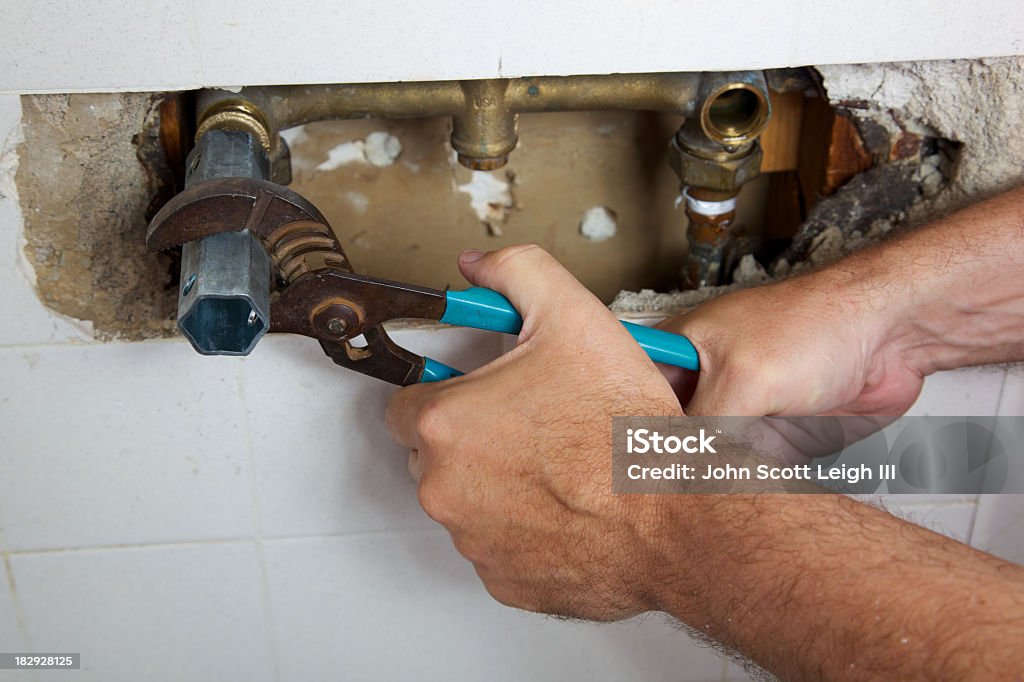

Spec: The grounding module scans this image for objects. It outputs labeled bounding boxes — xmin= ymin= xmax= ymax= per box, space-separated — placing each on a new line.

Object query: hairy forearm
xmin=648 ymin=495 xmax=1024 ymax=680
xmin=815 ymin=185 xmax=1024 ymax=374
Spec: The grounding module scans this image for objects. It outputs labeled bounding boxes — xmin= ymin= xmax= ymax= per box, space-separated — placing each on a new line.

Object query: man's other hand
xmin=386 ymin=245 xmax=682 ymax=621
xmin=657 ymin=272 xmax=925 ymax=417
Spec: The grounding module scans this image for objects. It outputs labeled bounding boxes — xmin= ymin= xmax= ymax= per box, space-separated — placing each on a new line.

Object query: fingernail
xmin=460 ymin=249 xmax=485 ymax=264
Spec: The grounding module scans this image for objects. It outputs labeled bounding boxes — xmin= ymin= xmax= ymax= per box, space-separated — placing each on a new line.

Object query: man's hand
xmin=386 ymin=245 xmax=682 ymax=621
xmin=383 ymin=239 xmax=1024 ymax=680
xmin=657 ymin=273 xmax=925 ymax=417
xmin=660 ymin=185 xmax=1024 ymax=420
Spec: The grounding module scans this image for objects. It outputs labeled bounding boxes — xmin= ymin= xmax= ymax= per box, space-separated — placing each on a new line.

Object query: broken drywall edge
xmin=0 ymin=96 xmax=95 ymax=343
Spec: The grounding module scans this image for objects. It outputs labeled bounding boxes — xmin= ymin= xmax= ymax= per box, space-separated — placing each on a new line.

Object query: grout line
xmin=2 ymin=526 xmax=445 ymax=558
xmin=718 ymin=656 xmax=731 ymax=682
xmin=4 ymin=536 xmax=258 ymax=557
xmin=967 ymin=370 xmax=1011 ymax=545
xmin=235 ymin=360 xmax=282 ymax=682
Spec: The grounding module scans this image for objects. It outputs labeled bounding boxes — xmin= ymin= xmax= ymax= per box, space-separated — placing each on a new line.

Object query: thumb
xmin=457 ymin=245 xmax=609 ymax=332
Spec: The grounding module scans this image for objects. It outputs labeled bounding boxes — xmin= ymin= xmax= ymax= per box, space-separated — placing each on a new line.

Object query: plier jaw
xmin=271 ymin=269 xmax=452 ymax=385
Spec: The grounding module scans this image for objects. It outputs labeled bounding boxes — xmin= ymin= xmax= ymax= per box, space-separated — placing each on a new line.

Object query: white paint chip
xmin=579 ymin=206 xmax=618 ymax=241
xmin=364 ymin=131 xmax=402 ymax=167
xmin=279 ymin=124 xmax=308 ymax=148
xmin=317 ymin=141 xmax=367 ymax=171
xmin=457 ymin=171 xmax=513 ymax=227
xmin=315 ymin=132 xmax=402 ymax=171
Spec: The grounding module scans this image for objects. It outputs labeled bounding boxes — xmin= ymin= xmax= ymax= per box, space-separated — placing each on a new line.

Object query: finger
xmin=385 ymin=382 xmax=437 ymax=448
xmin=457 ymin=245 xmax=610 ymax=333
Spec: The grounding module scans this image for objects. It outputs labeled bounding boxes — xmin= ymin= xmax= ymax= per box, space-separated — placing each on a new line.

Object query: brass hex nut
xmin=668 ymin=137 xmax=763 ymax=192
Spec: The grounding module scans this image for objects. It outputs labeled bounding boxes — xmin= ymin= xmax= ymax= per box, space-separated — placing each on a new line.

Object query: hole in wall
xmin=16 ymin=61 xmax=1004 ymax=339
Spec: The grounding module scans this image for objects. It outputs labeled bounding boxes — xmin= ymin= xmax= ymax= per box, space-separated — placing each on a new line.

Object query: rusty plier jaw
xmin=147 ymin=174 xmax=454 ymax=385
xmin=271 ymin=269 xmax=448 ymax=385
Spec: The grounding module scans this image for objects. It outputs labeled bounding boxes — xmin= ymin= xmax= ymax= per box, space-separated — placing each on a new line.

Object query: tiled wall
xmin=1 ymin=93 xmax=1020 ymax=682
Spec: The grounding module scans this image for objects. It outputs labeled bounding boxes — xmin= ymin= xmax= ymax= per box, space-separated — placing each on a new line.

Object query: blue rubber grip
xmin=441 ymin=287 xmax=523 ymax=334
xmin=421 ymin=287 xmax=700 ymax=383
xmin=621 ymin=321 xmax=700 ymax=370
xmin=421 ymin=357 xmax=463 ymax=383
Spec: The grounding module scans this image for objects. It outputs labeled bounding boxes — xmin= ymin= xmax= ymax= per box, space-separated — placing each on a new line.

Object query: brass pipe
xmin=197 ymin=72 xmax=714 ymax=170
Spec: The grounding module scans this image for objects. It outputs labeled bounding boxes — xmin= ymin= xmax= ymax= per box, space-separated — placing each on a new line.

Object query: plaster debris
xmin=316 ymin=131 xmax=403 ymax=171
xmin=457 ymin=170 xmax=515 ymax=235
xmin=364 ymin=131 xmax=402 ymax=167
xmin=279 ymin=124 xmax=308 ymax=148
xmin=612 ymin=285 xmax=739 ymax=316
xmin=579 ymin=206 xmax=618 ymax=241
xmin=317 ymin=141 xmax=368 ymax=170
xmin=733 ymin=254 xmax=769 ymax=285
xmin=344 ymin=190 xmax=369 ymax=213
xmin=818 ymin=58 xmax=1024 ymax=213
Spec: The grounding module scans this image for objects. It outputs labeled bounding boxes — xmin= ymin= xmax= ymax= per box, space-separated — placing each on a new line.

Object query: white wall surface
xmin=0 ymin=84 xmax=1021 ymax=681
xmin=2 ymin=0 xmax=1023 ymax=93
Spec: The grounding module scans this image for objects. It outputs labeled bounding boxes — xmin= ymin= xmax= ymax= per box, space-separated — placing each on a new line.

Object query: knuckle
xmin=416 ymin=477 xmax=453 ymax=524
xmin=414 ymin=396 xmax=453 ymax=445
xmin=482 ymin=580 xmax=523 ymax=609
xmin=451 ymin=534 xmax=488 ymax=566
xmin=489 ymin=243 xmax=548 ymax=272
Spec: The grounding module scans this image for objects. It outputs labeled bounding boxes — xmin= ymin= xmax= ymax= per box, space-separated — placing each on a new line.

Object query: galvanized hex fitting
xmin=176 ymin=128 xmax=273 ymax=356
xmin=177 ymin=230 xmax=271 ymax=356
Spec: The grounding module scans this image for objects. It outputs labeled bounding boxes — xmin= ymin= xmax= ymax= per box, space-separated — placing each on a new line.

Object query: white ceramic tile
xmin=0 ymin=341 xmax=258 ymax=551
xmin=262 ymin=531 xmax=726 ymax=682
xmin=0 ymin=95 xmax=89 ymax=347
xmin=996 ymin=371 xmax=1024 ymax=417
xmin=725 ymin=660 xmax=766 ymax=681
xmin=0 ymin=1 xmax=200 ymax=93
xmin=905 ymin=368 xmax=1006 ymax=417
xmin=9 ymin=542 xmax=274 ymax=682
xmin=971 ymin=494 xmax=1024 ymax=563
xmin=239 ymin=328 xmax=507 ymax=538
xmin=883 ymin=501 xmax=977 ymax=543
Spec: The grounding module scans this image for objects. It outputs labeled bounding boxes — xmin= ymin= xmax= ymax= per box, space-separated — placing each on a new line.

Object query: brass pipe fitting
xmin=452 ymin=79 xmax=518 ymax=170
xmin=195 ymin=99 xmax=273 ymax=154
xmin=192 ymin=71 xmax=771 ymax=290
xmin=668 ymin=71 xmax=771 ymax=289
xmin=197 ymin=72 xmax=722 ymax=170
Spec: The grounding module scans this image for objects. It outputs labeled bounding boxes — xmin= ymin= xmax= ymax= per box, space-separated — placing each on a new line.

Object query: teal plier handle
xmin=421 ymin=287 xmax=700 ymax=382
